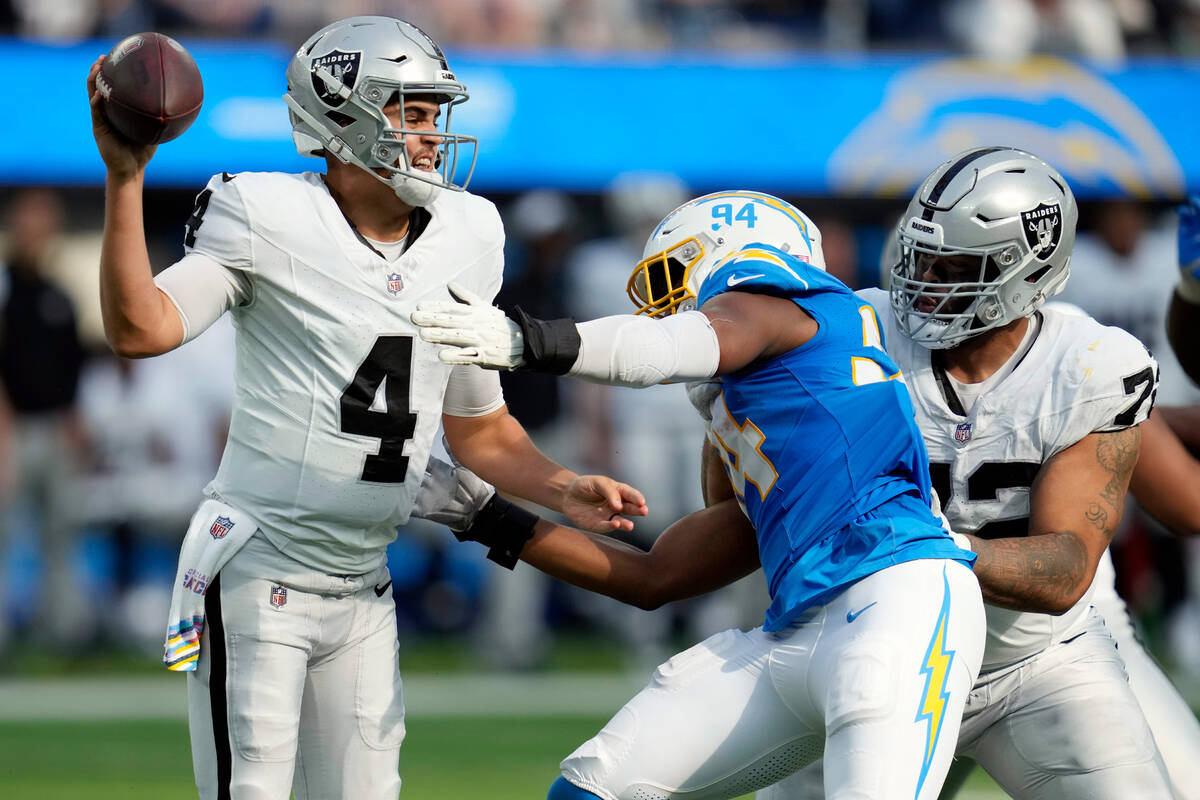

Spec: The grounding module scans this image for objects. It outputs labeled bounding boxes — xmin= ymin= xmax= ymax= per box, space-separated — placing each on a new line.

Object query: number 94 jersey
xmin=182 ymin=171 xmax=504 ymax=576
xmin=861 ymin=289 xmax=1158 ymax=669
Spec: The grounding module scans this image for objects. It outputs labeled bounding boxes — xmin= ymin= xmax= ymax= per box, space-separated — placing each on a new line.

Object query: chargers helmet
xmin=283 ymin=16 xmax=477 ymax=207
xmin=627 ymin=190 xmax=825 ymax=316
xmin=890 ymin=147 xmax=1078 ymax=349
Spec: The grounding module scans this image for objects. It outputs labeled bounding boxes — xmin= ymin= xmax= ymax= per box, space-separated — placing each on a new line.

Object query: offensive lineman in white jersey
xmin=86 ymin=16 xmax=645 ymax=800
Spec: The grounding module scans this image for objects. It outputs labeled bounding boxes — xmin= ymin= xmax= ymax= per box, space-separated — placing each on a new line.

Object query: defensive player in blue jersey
xmin=412 ymin=191 xmax=986 ymax=800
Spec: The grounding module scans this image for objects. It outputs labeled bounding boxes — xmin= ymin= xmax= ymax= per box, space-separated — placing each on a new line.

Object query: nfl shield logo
xmin=386 ymin=272 xmax=404 ymax=295
xmin=954 ymin=423 xmax=972 ymax=442
xmin=270 ymin=585 xmax=288 ymax=609
xmin=209 ymin=516 xmax=233 ymax=540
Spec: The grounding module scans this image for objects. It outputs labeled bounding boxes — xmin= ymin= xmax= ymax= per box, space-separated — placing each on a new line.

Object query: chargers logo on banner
xmin=827 ymin=56 xmax=1184 ymax=199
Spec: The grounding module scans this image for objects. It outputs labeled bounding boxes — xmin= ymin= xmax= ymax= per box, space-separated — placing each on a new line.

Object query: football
xmin=97 ymin=32 xmax=204 ymax=146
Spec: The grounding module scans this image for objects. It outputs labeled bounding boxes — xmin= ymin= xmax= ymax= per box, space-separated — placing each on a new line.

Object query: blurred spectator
xmin=810 ymin=216 xmax=862 ymax=289
xmin=944 ymin=0 xmax=1128 ymax=63
xmin=0 ymin=188 xmax=88 ymax=656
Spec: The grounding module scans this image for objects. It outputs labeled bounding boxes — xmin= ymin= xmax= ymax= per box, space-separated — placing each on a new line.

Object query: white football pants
xmin=187 ymin=532 xmax=404 ymax=800
xmin=558 ymin=558 xmax=985 ymax=800
xmin=757 ymin=554 xmax=1180 ymax=800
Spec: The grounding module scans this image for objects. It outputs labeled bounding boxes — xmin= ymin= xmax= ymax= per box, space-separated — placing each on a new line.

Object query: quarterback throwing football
xmin=87 ymin=16 xmax=644 ymax=800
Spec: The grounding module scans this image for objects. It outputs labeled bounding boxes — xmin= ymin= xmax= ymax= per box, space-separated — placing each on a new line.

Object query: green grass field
xmin=0 ymin=715 xmax=1014 ymax=800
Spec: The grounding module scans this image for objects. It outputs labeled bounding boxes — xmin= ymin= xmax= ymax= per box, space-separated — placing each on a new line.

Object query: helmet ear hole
xmin=325 ymin=110 xmax=355 ymax=128
xmin=1025 ymin=265 xmax=1052 ymax=284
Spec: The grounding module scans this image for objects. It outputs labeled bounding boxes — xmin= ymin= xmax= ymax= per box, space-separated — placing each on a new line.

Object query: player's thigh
xmin=560 ymin=627 xmax=824 ymax=800
xmin=188 ymin=571 xmax=310 ymax=800
xmin=293 ymin=583 xmax=404 ymax=800
xmin=808 ymin=559 xmax=984 ymax=800
xmin=968 ymin=636 xmax=1172 ymax=800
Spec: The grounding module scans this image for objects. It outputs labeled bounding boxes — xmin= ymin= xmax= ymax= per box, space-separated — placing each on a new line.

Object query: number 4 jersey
xmin=859 ymin=288 xmax=1158 ymax=669
xmin=156 ymin=171 xmax=505 ymax=575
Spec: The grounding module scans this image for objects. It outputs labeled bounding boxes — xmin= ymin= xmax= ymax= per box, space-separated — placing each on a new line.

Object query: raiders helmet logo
xmin=1020 ymin=203 xmax=1062 ymax=261
xmin=310 ymin=49 xmax=362 ymax=108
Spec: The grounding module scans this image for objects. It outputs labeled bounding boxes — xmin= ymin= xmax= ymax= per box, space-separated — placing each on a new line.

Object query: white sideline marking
xmin=0 ymin=673 xmax=647 ymax=721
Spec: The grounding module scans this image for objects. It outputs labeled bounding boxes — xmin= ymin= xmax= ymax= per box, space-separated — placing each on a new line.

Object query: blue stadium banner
xmin=10 ymin=37 xmax=1200 ymax=198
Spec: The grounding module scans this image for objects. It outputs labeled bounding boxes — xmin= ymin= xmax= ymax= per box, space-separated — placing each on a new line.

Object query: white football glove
xmin=410 ymin=282 xmax=526 ymax=369
xmin=685 ymin=379 xmax=722 ymax=422
xmin=412 ymin=455 xmax=496 ymax=534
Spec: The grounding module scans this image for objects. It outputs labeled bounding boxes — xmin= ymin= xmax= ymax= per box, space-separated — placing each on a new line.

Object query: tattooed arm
xmin=963 ymin=427 xmax=1141 ymax=614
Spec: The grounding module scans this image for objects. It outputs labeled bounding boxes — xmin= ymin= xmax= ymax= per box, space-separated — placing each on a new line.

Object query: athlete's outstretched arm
xmin=412 ymin=284 xmax=817 ymax=383
xmin=87 ymin=57 xmax=184 ymax=358
xmin=1129 ymin=411 xmax=1200 ymax=537
xmin=1155 ymin=405 xmax=1200 ymax=453
xmin=519 ymin=500 xmax=760 ymax=609
xmin=443 ymin=407 xmax=647 ymax=534
xmin=964 ymin=427 xmax=1140 ymax=614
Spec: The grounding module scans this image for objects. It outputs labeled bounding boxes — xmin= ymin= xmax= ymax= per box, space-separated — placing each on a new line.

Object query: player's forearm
xmin=520 ymin=499 xmax=759 ymax=610
xmin=964 ymin=531 xmax=1094 ymax=614
xmin=449 ymin=411 xmax=573 ymax=512
xmin=100 ymin=173 xmax=181 ymax=357
xmin=1129 ymin=412 xmax=1200 ymax=536
xmin=519 ymin=521 xmax=665 ymax=609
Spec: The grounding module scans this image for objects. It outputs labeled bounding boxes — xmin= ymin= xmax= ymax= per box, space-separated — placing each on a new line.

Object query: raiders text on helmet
xmin=628 ymin=191 xmax=826 ymax=316
xmin=890 ymin=147 xmax=1078 ymax=349
xmin=283 ymin=16 xmax=477 ymax=207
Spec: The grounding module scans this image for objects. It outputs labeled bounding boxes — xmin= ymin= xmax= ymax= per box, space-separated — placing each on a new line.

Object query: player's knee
xmin=547 ymin=775 xmax=604 ymax=800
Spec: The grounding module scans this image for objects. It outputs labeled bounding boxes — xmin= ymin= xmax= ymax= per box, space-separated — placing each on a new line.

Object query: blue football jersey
xmin=697 ymin=243 xmax=973 ymax=630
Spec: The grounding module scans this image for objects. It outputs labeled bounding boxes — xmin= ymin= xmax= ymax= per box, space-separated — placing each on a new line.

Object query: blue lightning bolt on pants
xmin=554 ymin=559 xmax=985 ymax=800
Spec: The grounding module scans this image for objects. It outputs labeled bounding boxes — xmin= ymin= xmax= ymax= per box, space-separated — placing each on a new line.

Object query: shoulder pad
xmin=1047 ymin=310 xmax=1158 ymax=432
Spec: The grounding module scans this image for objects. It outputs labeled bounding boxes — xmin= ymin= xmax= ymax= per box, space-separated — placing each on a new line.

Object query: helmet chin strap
xmin=387 ymin=171 xmax=441 ymax=207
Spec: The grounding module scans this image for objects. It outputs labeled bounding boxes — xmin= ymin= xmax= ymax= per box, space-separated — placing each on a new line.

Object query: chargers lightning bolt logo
xmin=914 ymin=568 xmax=955 ymax=798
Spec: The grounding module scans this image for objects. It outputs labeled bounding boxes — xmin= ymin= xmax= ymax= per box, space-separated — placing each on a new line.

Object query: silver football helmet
xmin=283 ymin=16 xmax=477 ymax=206
xmin=628 ymin=190 xmax=825 ymax=317
xmin=890 ymin=147 xmax=1078 ymax=349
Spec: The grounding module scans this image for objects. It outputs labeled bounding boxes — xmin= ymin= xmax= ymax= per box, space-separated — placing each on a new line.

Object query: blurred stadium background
xmin=1 ymin=0 xmax=1199 ymax=797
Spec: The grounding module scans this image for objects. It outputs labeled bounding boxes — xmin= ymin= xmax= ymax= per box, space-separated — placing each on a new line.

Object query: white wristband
xmin=951 ymin=532 xmax=973 ymax=553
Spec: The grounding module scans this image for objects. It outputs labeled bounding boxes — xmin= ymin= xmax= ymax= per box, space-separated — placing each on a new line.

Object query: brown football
xmin=97 ymin=32 xmax=203 ymax=146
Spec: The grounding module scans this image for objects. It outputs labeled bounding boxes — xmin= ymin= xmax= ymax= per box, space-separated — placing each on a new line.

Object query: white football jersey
xmin=860 ymin=288 xmax=1158 ymax=669
xmin=181 ymin=171 xmax=504 ymax=574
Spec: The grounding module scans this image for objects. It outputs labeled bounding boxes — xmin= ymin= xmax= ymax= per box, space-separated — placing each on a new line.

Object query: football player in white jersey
xmin=86 ymin=16 xmax=645 ymax=800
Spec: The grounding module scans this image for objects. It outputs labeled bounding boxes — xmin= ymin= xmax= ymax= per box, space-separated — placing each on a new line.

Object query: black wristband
xmin=512 ymin=306 xmax=581 ymax=375
xmin=457 ymin=495 xmax=540 ymax=569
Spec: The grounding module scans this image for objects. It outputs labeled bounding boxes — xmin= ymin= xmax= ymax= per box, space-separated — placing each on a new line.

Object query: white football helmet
xmin=283 ymin=16 xmax=477 ymax=207
xmin=627 ymin=190 xmax=825 ymax=317
xmin=890 ymin=146 xmax=1078 ymax=349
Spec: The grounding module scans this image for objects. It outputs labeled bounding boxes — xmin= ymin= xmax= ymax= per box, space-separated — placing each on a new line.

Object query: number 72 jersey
xmin=861 ymin=289 xmax=1159 ymax=668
